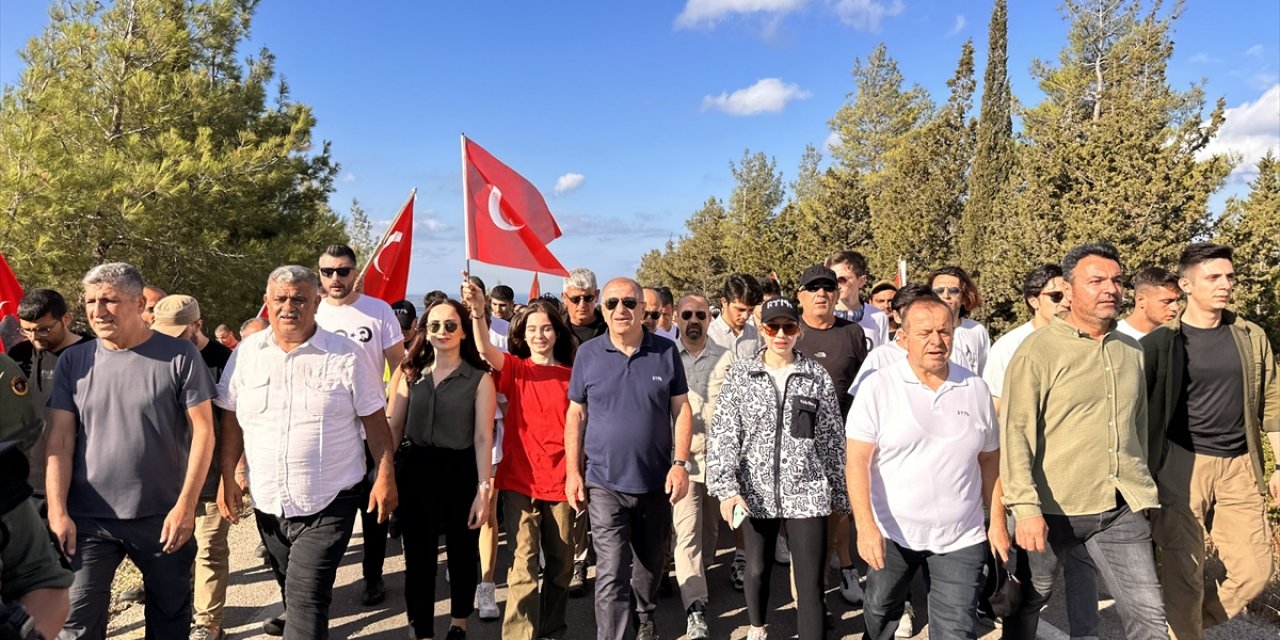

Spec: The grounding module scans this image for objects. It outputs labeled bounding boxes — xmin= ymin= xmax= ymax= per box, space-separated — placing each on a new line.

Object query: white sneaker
xmin=746 ymin=626 xmax=768 ymax=640
xmin=475 ymin=582 xmax=500 ymax=620
xmin=839 ymin=566 xmax=864 ymax=605
xmin=895 ymin=602 xmax=914 ymax=637
xmin=774 ymin=535 xmax=791 ymax=565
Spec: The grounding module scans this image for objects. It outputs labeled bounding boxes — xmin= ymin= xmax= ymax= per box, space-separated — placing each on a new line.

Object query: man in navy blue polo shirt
xmin=566 ymin=276 xmax=694 ymax=640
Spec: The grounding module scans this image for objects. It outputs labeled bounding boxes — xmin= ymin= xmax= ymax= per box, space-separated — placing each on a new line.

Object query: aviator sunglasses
xmin=603 ymin=297 xmax=639 ymax=311
xmin=680 ymin=310 xmax=708 ymax=321
xmin=566 ymin=293 xmax=596 ymax=305
xmin=1041 ymin=291 xmax=1065 ymax=303
xmin=761 ymin=322 xmax=800 ymax=337
xmin=427 ymin=320 xmax=460 ymax=334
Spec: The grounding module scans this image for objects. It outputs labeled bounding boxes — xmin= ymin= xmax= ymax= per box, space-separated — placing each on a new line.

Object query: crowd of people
xmin=0 ymin=240 xmax=1276 ymax=640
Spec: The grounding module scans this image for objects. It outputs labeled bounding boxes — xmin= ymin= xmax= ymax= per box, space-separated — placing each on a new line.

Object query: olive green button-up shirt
xmin=1000 ymin=317 xmax=1159 ymax=520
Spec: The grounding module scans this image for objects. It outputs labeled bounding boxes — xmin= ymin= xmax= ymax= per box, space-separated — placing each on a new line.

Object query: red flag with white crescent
xmin=464 ymin=137 xmax=569 ymax=276
xmin=360 ymin=191 xmax=415 ymax=304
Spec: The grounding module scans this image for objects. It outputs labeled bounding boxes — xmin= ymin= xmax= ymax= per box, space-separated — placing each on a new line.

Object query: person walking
xmin=927 ymin=266 xmax=990 ymax=376
xmin=708 ymin=297 xmax=849 ymax=640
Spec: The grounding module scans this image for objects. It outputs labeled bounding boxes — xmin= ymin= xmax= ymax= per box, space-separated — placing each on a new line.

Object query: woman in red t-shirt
xmin=463 ymin=282 xmax=577 ymax=640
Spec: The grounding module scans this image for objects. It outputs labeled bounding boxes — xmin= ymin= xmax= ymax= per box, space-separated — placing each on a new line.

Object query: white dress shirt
xmin=982 ymin=321 xmax=1037 ymax=399
xmin=216 ymin=327 xmax=387 ymax=518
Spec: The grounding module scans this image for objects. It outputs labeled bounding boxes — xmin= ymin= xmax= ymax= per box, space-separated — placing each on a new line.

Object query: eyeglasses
xmin=566 ymin=293 xmax=595 ymax=305
xmin=427 ymin=320 xmax=460 ymax=334
xmin=644 ymin=311 xmax=662 ymax=321
xmin=319 ymin=267 xmax=354 ymax=278
xmin=603 ymin=297 xmax=638 ymax=311
xmin=802 ymin=282 xmax=837 ymax=293
xmin=933 ymin=286 xmax=962 ymax=297
xmin=761 ymin=322 xmax=800 ymax=337
xmin=1040 ymin=291 xmax=1065 ymax=303
xmin=19 ymin=323 xmax=58 ymax=337
xmin=679 ymin=310 xmax=708 ymax=321
xmin=835 ymin=275 xmax=862 ymax=286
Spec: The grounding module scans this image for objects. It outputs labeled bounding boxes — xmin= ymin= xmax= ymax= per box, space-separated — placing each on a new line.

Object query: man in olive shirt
xmin=1000 ymin=243 xmax=1164 ymax=640
xmin=1143 ymin=243 xmax=1279 ymax=640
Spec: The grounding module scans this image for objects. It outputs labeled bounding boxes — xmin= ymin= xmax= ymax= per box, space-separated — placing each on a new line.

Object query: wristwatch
xmin=672 ymin=459 xmax=688 ymax=469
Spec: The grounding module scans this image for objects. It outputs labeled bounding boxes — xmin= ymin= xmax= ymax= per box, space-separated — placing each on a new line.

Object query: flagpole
xmin=461 ymin=133 xmax=472 ymax=276
xmin=357 ymin=188 xmax=417 ymax=283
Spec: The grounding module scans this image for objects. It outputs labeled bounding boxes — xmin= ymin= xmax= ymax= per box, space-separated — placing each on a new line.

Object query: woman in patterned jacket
xmin=707 ymin=297 xmax=850 ymax=640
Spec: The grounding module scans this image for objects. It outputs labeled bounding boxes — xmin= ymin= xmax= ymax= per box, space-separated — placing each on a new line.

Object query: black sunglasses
xmin=680 ymin=310 xmax=708 ymax=321
xmin=319 ymin=267 xmax=354 ymax=278
xmin=802 ymin=282 xmax=837 ymax=293
xmin=644 ymin=310 xmax=662 ymax=321
xmin=603 ymin=297 xmax=639 ymax=311
xmin=566 ymin=293 xmax=596 ymax=305
xmin=1041 ymin=291 xmax=1065 ymax=303
xmin=427 ymin=320 xmax=460 ymax=334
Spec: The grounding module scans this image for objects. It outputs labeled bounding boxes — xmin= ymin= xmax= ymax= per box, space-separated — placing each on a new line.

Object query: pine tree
xmin=0 ymin=0 xmax=345 ymax=325
xmin=962 ymin=0 xmax=1014 ymax=277
xmin=1214 ymin=154 xmax=1280 ymax=342
xmin=346 ymin=199 xmax=376 ymax=265
xmin=723 ymin=150 xmax=785 ymax=278
xmin=636 ymin=197 xmax=731 ymax=298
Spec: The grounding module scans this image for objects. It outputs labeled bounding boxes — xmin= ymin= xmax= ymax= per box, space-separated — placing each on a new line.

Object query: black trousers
xmin=397 ymin=445 xmax=480 ymax=637
xmin=742 ymin=515 xmax=828 ymax=640
xmin=359 ymin=446 xmax=390 ymax=582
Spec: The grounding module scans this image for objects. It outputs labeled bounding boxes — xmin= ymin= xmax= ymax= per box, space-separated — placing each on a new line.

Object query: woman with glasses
xmin=707 ymin=298 xmax=850 ymax=640
xmin=389 ymin=298 xmax=497 ymax=640
xmin=462 ymin=281 xmax=578 ymax=640
xmin=927 ymin=266 xmax=991 ymax=375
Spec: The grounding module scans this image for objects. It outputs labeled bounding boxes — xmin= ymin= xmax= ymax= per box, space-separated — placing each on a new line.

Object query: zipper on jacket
xmin=773 ymin=372 xmax=788 ymax=517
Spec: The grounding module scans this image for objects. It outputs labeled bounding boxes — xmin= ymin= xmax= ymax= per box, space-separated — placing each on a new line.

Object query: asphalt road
xmin=106 ymin=513 xmax=1277 ymax=639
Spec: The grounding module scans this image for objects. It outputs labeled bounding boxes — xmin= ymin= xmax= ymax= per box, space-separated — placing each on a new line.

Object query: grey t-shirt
xmin=48 ymin=333 xmax=216 ymax=519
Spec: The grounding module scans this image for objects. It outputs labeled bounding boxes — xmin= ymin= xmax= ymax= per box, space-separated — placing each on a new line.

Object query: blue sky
xmin=2 ymin=1 xmax=1277 ymax=298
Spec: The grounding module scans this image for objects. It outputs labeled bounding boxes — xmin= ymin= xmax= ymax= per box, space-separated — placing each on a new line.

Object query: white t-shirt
xmin=982 ymin=321 xmax=1037 ymax=399
xmin=835 ymin=305 xmax=891 ymax=351
xmin=1115 ymin=318 xmax=1147 ymax=341
xmin=315 ymin=294 xmax=402 ymax=379
xmin=490 ymin=317 xmax=510 ymax=354
xmin=488 ymin=316 xmax=510 ymax=467
xmin=654 ymin=324 xmax=679 ymax=342
xmin=846 ymin=359 xmax=999 ymax=553
xmin=951 ymin=318 xmax=991 ymax=376
xmin=848 ymin=341 xmax=907 ymax=397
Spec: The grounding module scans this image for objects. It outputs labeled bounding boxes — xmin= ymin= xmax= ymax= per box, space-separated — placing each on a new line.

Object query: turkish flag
xmin=464 ymin=137 xmax=569 ymax=276
xmin=0 ymin=252 xmax=22 ymax=321
xmin=529 ymin=273 xmax=541 ymax=300
xmin=360 ymin=191 xmax=415 ymax=304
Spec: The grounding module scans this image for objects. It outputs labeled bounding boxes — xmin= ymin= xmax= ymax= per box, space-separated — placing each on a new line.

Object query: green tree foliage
xmin=870 ymin=40 xmax=976 ymax=277
xmin=723 ymin=150 xmax=785 ymax=279
xmin=1214 ymin=154 xmax=1280 ymax=343
xmin=0 ymin=0 xmax=345 ymax=326
xmin=962 ymin=0 xmax=1013 ymax=275
xmin=636 ymin=197 xmax=730 ymax=297
xmin=346 ymin=198 xmax=376 ymax=264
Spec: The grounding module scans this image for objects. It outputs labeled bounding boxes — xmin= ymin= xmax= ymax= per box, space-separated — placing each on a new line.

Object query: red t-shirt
xmin=494 ymin=352 xmax=572 ymax=501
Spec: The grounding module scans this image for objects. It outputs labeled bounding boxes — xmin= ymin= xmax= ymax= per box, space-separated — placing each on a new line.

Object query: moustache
xmin=278 ymin=311 xmax=299 ymax=320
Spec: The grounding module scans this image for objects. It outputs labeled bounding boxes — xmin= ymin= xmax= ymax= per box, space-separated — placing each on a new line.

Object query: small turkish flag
xmin=529 ymin=273 xmax=541 ymax=301
xmin=361 ymin=190 xmax=415 ymax=305
xmin=464 ymin=137 xmax=569 ymax=276
xmin=0 ymin=252 xmax=22 ymax=321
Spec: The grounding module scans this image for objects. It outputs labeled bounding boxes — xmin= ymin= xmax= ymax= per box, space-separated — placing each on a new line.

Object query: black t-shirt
xmin=1170 ymin=324 xmax=1247 ymax=457
xmin=198 ymin=339 xmax=234 ymax=499
xmin=795 ymin=317 xmax=868 ymax=418
xmin=569 ymin=315 xmax=606 ymax=346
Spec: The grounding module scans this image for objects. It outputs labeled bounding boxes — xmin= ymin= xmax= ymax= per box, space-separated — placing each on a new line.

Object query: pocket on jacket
xmin=790 ymin=395 xmax=818 ymax=439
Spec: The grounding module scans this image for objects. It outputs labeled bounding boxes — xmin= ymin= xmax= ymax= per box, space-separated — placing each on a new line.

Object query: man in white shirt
xmin=847 ymin=284 xmax=938 ymax=398
xmin=846 ymin=296 xmax=1001 ymax=640
xmin=1116 ymin=266 xmax=1180 ymax=340
xmin=707 ymin=273 xmax=763 ymax=363
xmin=313 ymin=244 xmax=403 ymax=607
xmin=826 ymin=251 xmax=891 ymax=350
xmin=216 ymin=265 xmax=397 ymax=639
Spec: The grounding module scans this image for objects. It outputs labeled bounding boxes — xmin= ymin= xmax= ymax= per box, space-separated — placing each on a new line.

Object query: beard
xmin=684 ymin=323 xmax=703 ymax=340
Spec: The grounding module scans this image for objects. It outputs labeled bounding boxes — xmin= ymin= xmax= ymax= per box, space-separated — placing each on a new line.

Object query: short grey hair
xmin=240 ymin=317 xmax=269 ymax=333
xmin=267 ymin=265 xmax=320 ymax=290
xmin=564 ymin=268 xmax=597 ymax=293
xmin=83 ymin=262 xmax=146 ymax=297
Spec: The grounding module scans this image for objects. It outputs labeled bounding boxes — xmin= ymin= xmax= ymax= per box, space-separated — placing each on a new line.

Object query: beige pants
xmin=1153 ymin=444 xmax=1274 ymax=640
xmin=671 ymin=481 xmax=719 ymax=610
xmin=502 ymin=491 xmax=576 ymax=640
xmin=192 ymin=499 xmax=231 ymax=629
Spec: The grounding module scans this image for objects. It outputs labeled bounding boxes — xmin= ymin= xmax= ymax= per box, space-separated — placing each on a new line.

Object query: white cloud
xmin=674 ymin=0 xmax=806 ymax=29
xmin=823 ymin=131 xmax=841 ymax=153
xmin=946 ymin=14 xmax=966 ymax=37
xmin=702 ymin=77 xmax=813 ymax=116
xmin=341 ymin=172 xmax=356 ymax=183
xmin=1200 ymin=84 xmax=1280 ymax=181
xmin=830 ymin=0 xmax=904 ymax=32
xmin=554 ymin=172 xmax=586 ymax=196
xmin=1188 ymin=52 xmax=1217 ymax=64
xmin=1244 ymin=44 xmax=1265 ymax=59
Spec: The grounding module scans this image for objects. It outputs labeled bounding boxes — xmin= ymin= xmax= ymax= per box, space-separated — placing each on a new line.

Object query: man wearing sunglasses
xmin=826 ymin=251 xmax=890 ymax=350
xmin=314 ymin=244 xmax=403 ymax=608
xmin=1116 ymin=266 xmax=1180 ymax=340
xmin=565 ymin=277 xmax=694 ymax=640
xmin=563 ymin=268 xmax=607 ymax=349
xmin=794 ymin=264 xmax=869 ymax=608
xmin=643 ymin=287 xmax=678 ymax=342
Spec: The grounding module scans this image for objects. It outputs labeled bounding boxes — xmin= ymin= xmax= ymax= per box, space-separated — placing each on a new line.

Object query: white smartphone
xmin=731 ymin=504 xmax=748 ymax=529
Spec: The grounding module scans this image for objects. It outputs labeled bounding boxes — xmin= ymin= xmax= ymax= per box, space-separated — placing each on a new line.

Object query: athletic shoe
xmin=746 ymin=626 xmax=768 ymax=640
xmin=475 ymin=582 xmax=500 ymax=621
xmin=361 ymin=578 xmax=385 ymax=606
xmin=686 ymin=604 xmax=709 ymax=640
xmin=118 ymin=588 xmax=144 ymax=604
xmin=569 ymin=561 xmax=587 ymax=597
xmin=189 ymin=627 xmax=225 ymax=640
xmin=840 ymin=566 xmax=864 ymax=605
xmin=731 ymin=554 xmax=746 ymax=591
xmin=636 ymin=621 xmax=658 ymax=640
xmin=262 ymin=615 xmax=285 ymax=636
xmin=774 ymin=535 xmax=791 ymax=565
xmin=445 ymin=625 xmax=466 ymax=639
xmin=895 ymin=602 xmax=915 ymax=637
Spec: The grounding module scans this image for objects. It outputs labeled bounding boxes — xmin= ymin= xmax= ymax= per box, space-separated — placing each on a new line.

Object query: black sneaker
xmin=262 ymin=615 xmax=285 ymax=636
xmin=569 ymin=561 xmax=587 ymax=598
xmin=388 ymin=513 xmax=401 ymax=539
xmin=445 ymin=625 xmax=467 ymax=639
xmin=361 ymin=578 xmax=386 ymax=606
xmin=118 ymin=588 xmax=144 ymax=604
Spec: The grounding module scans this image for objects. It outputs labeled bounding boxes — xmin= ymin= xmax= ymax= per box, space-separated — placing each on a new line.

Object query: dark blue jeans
xmin=1004 ymin=503 xmax=1165 ymax=640
xmin=63 ymin=513 xmax=196 ymax=640
xmin=255 ymin=492 xmax=359 ymax=640
xmin=864 ymin=539 xmax=987 ymax=640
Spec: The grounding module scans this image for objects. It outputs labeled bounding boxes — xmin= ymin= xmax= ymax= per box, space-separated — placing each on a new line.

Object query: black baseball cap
xmin=759 ymin=298 xmax=799 ymax=324
xmin=799 ymin=264 xmax=838 ymax=289
xmin=390 ymin=300 xmax=417 ymax=332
